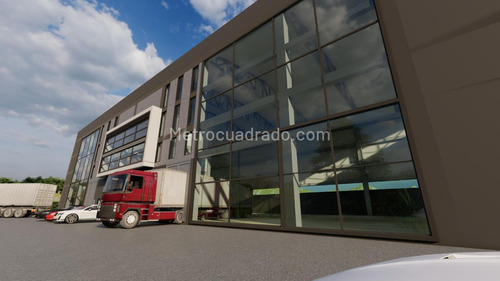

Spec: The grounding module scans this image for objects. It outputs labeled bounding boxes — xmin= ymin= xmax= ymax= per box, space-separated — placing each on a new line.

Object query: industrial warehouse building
xmin=60 ymin=0 xmax=500 ymax=249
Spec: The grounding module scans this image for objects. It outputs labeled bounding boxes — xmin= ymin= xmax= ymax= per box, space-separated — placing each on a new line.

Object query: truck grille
xmin=97 ymin=204 xmax=115 ymax=220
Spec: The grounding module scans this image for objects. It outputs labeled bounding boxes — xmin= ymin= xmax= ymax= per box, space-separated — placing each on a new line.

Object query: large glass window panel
xmin=233 ymin=72 xmax=277 ymax=135
xmin=125 ymin=127 xmax=135 ymax=136
xmin=203 ymin=46 xmax=233 ymax=100
xmin=315 ymin=0 xmax=377 ymax=45
xmin=114 ymin=132 xmax=125 ymax=141
xmin=230 ymin=177 xmax=280 ymax=226
xmin=283 ymin=171 xmax=340 ymax=229
xmin=192 ymin=181 xmax=230 ymax=223
xmin=330 ymin=105 xmax=412 ymax=168
xmin=135 ymin=128 xmax=147 ymax=139
xmin=282 ymin=122 xmax=333 ymax=174
xmin=168 ymin=138 xmax=176 ymax=159
xmin=160 ymin=113 xmax=166 ymax=137
xmin=132 ymin=143 xmax=144 ymax=153
xmin=131 ymin=153 xmax=143 ymax=163
xmin=176 ymin=75 xmax=183 ymax=101
xmin=231 ymin=139 xmax=278 ymax=179
xmin=192 ymin=66 xmax=199 ymax=92
xmin=337 ymin=163 xmax=430 ymax=234
xmin=187 ymin=97 xmax=196 ymax=126
xmin=172 ymin=105 xmax=180 ymax=131
xmin=322 ymin=24 xmax=396 ymax=115
xmin=196 ymin=144 xmax=230 ymax=182
xmin=277 ymin=51 xmax=327 ymax=127
xmin=234 ymin=21 xmax=274 ymax=85
xmin=109 ymin=161 xmax=119 ymax=170
xmin=137 ymin=120 xmax=148 ymax=131
xmin=275 ymin=0 xmax=317 ymax=65
xmin=123 ymin=134 xmax=134 ymax=145
xmin=163 ymin=84 xmax=170 ymax=107
xmin=199 ymin=91 xmax=232 ymax=148
xmin=184 ymin=132 xmax=193 ymax=155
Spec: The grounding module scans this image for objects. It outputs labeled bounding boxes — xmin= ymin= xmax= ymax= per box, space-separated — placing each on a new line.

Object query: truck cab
xmin=101 ymin=170 xmax=156 ymax=205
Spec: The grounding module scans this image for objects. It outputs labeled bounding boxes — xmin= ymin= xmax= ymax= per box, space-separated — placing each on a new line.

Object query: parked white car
xmin=53 ymin=205 xmax=99 ymax=224
xmin=315 ymin=252 xmax=500 ymax=281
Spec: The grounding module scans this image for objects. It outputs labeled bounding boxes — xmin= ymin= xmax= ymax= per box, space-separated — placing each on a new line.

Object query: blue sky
xmin=0 ymin=0 xmax=256 ymax=180
xmin=98 ymin=0 xmax=206 ymax=61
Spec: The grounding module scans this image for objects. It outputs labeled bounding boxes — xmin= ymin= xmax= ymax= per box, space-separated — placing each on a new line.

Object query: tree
xmin=0 ymin=177 xmax=17 ymax=183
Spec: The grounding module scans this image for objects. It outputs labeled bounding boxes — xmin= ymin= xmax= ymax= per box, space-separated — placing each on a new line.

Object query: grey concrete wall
xmin=137 ymin=88 xmax=162 ymax=113
xmin=377 ymin=0 xmax=500 ymax=249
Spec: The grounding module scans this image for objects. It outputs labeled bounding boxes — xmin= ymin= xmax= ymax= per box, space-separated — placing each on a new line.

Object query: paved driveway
xmin=0 ymin=218 xmax=485 ymax=280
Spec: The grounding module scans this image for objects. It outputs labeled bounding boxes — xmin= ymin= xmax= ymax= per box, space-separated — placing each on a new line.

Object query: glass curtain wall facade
xmin=193 ymin=0 xmax=430 ymax=236
xmin=67 ymin=129 xmax=100 ymax=206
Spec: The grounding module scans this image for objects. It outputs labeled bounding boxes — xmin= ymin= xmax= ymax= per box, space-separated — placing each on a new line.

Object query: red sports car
xmin=45 ymin=211 xmax=58 ymax=221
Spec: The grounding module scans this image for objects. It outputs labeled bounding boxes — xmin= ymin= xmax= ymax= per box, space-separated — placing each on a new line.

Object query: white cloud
xmin=161 ymin=1 xmax=169 ymax=10
xmin=197 ymin=24 xmax=215 ymax=36
xmin=0 ymin=0 xmax=168 ymax=136
xmin=189 ymin=0 xmax=256 ymax=34
xmin=0 ymin=0 xmax=169 ymax=178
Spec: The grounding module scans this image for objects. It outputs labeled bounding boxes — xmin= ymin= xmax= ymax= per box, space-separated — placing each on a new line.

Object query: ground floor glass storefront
xmin=192 ymin=105 xmax=429 ymax=235
xmin=191 ymin=0 xmax=430 ymax=237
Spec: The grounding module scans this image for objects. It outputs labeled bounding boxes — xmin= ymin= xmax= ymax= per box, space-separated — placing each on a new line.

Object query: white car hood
xmin=315 ymin=252 xmax=500 ymax=281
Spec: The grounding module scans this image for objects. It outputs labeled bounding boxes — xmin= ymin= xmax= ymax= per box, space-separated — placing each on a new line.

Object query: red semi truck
xmin=96 ymin=168 xmax=188 ymax=228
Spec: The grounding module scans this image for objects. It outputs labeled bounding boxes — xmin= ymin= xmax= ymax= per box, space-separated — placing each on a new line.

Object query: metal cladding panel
xmin=0 ymin=184 xmax=56 ymax=207
xmin=152 ymin=168 xmax=188 ymax=208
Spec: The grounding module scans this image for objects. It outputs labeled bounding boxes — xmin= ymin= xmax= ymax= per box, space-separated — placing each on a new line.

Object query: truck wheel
xmin=174 ymin=210 xmax=184 ymax=224
xmin=14 ymin=209 xmax=25 ymax=218
xmin=120 ymin=211 xmax=140 ymax=229
xmin=3 ymin=208 xmax=14 ymax=218
xmin=65 ymin=214 xmax=78 ymax=224
xmin=102 ymin=221 xmax=119 ymax=228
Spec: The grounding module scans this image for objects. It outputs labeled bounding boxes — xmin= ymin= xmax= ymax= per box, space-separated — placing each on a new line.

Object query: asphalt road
xmin=0 ymin=218 xmax=485 ymax=281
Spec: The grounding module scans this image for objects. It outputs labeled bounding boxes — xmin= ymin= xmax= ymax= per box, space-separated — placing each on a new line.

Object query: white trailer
xmin=0 ymin=183 xmax=57 ymax=218
xmin=153 ymin=168 xmax=188 ymax=208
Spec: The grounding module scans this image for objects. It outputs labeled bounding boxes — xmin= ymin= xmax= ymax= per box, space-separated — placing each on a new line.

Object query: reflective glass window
xmin=172 ymin=105 xmax=180 ymax=131
xmin=125 ymin=127 xmax=135 ymax=136
xmin=196 ymin=144 xmax=230 ymax=182
xmin=176 ymin=75 xmax=183 ymax=101
xmin=184 ymin=132 xmax=193 ymax=155
xmin=234 ymin=21 xmax=274 ymax=85
xmin=282 ymin=122 xmax=332 ymax=174
xmin=100 ymin=143 xmax=145 ymax=172
xmin=230 ymin=177 xmax=280 ymax=226
xmin=156 ymin=142 xmax=162 ymax=163
xmin=231 ymin=138 xmax=278 ymax=179
xmin=168 ymin=137 xmax=176 ymax=159
xmin=203 ymin=46 xmax=233 ymax=100
xmin=322 ymin=24 xmax=396 ymax=115
xmin=233 ymin=72 xmax=277 ymax=136
xmin=337 ymin=163 xmax=429 ymax=234
xmin=277 ymin=51 xmax=326 ymax=127
xmin=199 ymin=91 xmax=232 ymax=148
xmin=123 ymin=135 xmax=134 ymax=145
xmin=192 ymin=66 xmax=199 ymax=92
xmin=330 ymin=105 xmax=412 ymax=168
xmin=188 ymin=97 xmax=196 ymax=126
xmin=283 ymin=172 xmax=340 ymax=229
xmin=315 ymin=0 xmax=377 ymax=45
xmin=275 ymin=0 xmax=317 ymax=65
xmin=163 ymin=84 xmax=170 ymax=107
xmin=135 ymin=128 xmax=147 ymax=139
xmin=193 ymin=181 xmax=230 ymax=223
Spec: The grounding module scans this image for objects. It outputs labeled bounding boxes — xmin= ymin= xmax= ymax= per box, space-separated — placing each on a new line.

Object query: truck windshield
xmin=103 ymin=174 xmax=128 ymax=193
